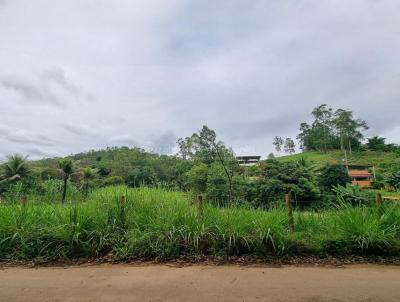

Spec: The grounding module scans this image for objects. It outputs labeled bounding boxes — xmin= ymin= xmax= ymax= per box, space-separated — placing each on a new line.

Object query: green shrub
xmin=252 ymin=160 xmax=320 ymax=207
xmin=185 ymin=163 xmax=208 ymax=194
xmin=386 ymin=171 xmax=400 ymax=191
xmin=318 ymin=164 xmax=351 ymax=192
xmin=332 ymin=184 xmax=374 ymax=205
xmin=101 ymin=176 xmax=125 ymax=187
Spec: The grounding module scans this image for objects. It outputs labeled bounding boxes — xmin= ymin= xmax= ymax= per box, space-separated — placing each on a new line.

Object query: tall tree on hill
xmin=297 ymin=123 xmax=312 ymax=152
xmin=177 ymin=137 xmax=194 ymax=160
xmin=284 ymin=138 xmax=296 ymax=154
xmin=333 ymin=109 xmax=368 ymax=153
xmin=58 ymin=159 xmax=74 ymax=204
xmin=297 ymin=105 xmax=368 ymax=152
xmin=311 ymin=104 xmax=333 ymax=152
xmin=273 ymin=136 xmax=284 ymax=155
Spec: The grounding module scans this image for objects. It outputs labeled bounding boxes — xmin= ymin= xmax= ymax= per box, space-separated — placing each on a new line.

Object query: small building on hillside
xmin=236 ymin=156 xmax=261 ymax=166
xmin=347 ymin=164 xmax=375 ymax=188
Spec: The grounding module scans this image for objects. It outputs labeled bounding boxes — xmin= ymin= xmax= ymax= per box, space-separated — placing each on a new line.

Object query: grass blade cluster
xmin=0 ymin=186 xmax=399 ymax=262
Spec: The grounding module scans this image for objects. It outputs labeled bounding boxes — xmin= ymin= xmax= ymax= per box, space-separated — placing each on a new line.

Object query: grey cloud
xmin=40 ymin=67 xmax=95 ymax=101
xmin=222 ymin=114 xmax=303 ymax=142
xmin=41 ymin=68 xmax=81 ymax=96
xmin=4 ymin=131 xmax=55 ymax=147
xmin=0 ymin=126 xmax=57 ymax=159
xmin=25 ymin=147 xmax=52 ymax=158
xmin=0 ymin=76 xmax=59 ymax=105
xmin=0 ymin=125 xmax=10 ymax=137
xmin=0 ymin=68 xmax=94 ymax=107
xmin=0 ymin=0 xmax=399 ymax=159
xmin=109 ymin=135 xmax=139 ymax=147
xmin=61 ymin=124 xmax=91 ymax=136
xmin=149 ymin=131 xmax=177 ymax=154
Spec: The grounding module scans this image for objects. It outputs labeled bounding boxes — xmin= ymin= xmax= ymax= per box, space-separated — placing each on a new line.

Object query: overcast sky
xmin=1 ymin=0 xmax=399 ymax=160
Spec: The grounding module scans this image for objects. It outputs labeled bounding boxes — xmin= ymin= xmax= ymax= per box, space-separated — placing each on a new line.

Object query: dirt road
xmin=1 ymin=264 xmax=399 ymax=302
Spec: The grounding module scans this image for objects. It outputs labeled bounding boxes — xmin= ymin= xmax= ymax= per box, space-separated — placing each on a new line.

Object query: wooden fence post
xmin=376 ymin=193 xmax=383 ymax=207
xmin=285 ymin=193 xmax=295 ymax=232
xmin=197 ymin=195 xmax=204 ymax=220
xmin=21 ymin=196 xmax=28 ymax=207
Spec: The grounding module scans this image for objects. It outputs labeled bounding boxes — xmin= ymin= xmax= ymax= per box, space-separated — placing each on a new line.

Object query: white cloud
xmin=0 ymin=0 xmax=399 ymax=159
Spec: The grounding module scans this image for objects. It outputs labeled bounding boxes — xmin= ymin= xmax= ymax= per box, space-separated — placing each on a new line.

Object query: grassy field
xmin=0 ymin=186 xmax=399 ymax=262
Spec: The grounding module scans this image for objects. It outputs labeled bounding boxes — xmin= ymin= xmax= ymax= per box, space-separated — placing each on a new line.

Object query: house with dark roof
xmin=236 ymin=156 xmax=261 ymax=166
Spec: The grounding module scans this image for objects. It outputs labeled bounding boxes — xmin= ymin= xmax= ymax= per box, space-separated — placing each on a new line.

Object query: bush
xmin=372 ymin=173 xmax=385 ymax=190
xmin=386 ymin=171 xmax=400 ymax=191
xmin=251 ymin=160 xmax=320 ymax=207
xmin=332 ymin=184 xmax=374 ymax=206
xmin=185 ymin=163 xmax=209 ymax=194
xmin=126 ymin=167 xmax=156 ymax=188
xmin=101 ymin=176 xmax=125 ymax=187
xmin=318 ymin=164 xmax=351 ymax=192
xmin=206 ymin=163 xmax=230 ymax=206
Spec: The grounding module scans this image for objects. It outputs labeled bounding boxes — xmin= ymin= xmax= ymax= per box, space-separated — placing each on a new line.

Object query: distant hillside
xmin=275 ymin=150 xmax=400 ymax=173
xmin=20 ymin=148 xmax=400 ymax=176
xmin=20 ymin=147 xmax=192 ymax=189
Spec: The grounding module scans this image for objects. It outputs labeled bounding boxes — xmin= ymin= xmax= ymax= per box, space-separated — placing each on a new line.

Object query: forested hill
xmin=21 ymin=146 xmax=400 ymax=181
xmin=26 ymin=147 xmax=192 ymax=189
xmin=26 ymin=147 xmax=400 ymax=187
xmin=276 ymin=150 xmax=400 ymax=172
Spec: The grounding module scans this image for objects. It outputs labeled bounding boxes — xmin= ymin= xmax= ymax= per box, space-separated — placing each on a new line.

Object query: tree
xmin=206 ymin=162 xmax=230 ymax=206
xmin=251 ymin=160 xmax=320 ymax=207
xmin=267 ymin=153 xmax=275 ymax=159
xmin=318 ymin=164 xmax=351 ymax=192
xmin=177 ymin=137 xmax=194 ymax=160
xmin=58 ymin=159 xmax=74 ymax=204
xmin=177 ymin=126 xmax=237 ymax=204
xmin=272 ymin=136 xmax=284 ymax=155
xmin=284 ymin=138 xmax=296 ymax=154
xmin=81 ymin=167 xmax=97 ymax=198
xmin=126 ymin=166 xmax=156 ymax=188
xmin=185 ymin=163 xmax=209 ymax=194
xmin=367 ymin=136 xmax=386 ymax=151
xmin=333 ymin=109 xmax=368 ymax=153
xmin=0 ymin=154 xmax=29 ymax=184
xmin=297 ymin=105 xmax=368 ymax=153
xmin=101 ymin=176 xmax=124 ymax=187
xmin=297 ymin=123 xmax=312 ymax=151
xmin=200 ymin=126 xmax=236 ymax=203
xmin=311 ymin=104 xmax=333 ymax=152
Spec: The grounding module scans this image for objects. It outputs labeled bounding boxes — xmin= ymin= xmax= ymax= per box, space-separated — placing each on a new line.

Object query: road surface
xmin=1 ymin=264 xmax=399 ymax=301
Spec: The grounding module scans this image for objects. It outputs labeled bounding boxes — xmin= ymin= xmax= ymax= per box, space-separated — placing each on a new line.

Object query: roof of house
xmin=348 ymin=170 xmax=373 ymax=177
xmin=347 ymin=164 xmax=373 ymax=169
xmin=236 ymin=156 xmax=261 ymax=160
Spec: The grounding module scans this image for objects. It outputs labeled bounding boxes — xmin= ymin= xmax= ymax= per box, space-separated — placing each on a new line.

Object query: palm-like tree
xmin=0 ymin=154 xmax=28 ymax=184
xmin=82 ymin=167 xmax=97 ymax=198
xmin=58 ymin=159 xmax=74 ymax=204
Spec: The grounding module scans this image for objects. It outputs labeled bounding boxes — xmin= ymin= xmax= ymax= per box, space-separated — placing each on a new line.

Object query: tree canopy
xmin=297 ymin=104 xmax=368 ymax=153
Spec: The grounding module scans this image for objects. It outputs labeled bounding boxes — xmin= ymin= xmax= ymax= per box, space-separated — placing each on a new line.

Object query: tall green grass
xmin=0 ymin=186 xmax=399 ymax=262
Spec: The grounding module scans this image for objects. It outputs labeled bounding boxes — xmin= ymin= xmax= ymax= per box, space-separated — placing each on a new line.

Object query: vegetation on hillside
xmin=0 ymin=104 xmax=399 ymax=208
